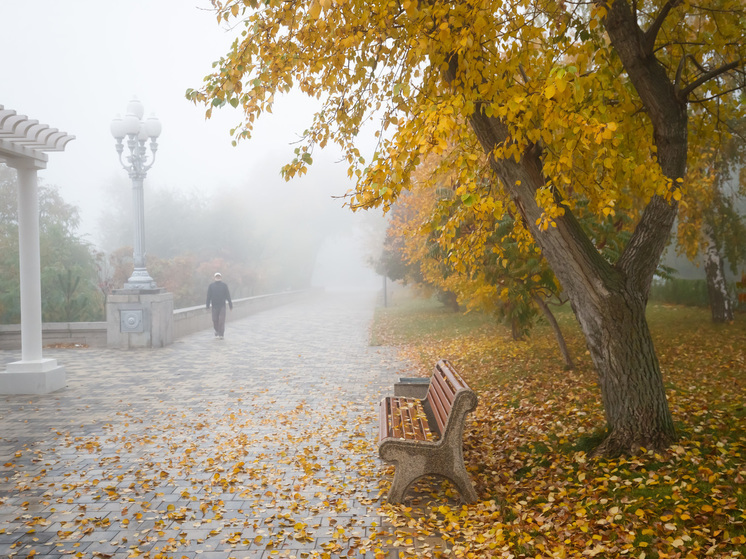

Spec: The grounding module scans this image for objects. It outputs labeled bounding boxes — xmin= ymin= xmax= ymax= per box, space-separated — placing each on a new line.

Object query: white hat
xmin=214 ymin=272 xmax=222 ymax=278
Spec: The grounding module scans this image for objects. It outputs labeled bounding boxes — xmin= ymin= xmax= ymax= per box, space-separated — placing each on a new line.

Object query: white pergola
xmin=0 ymin=105 xmax=75 ymax=394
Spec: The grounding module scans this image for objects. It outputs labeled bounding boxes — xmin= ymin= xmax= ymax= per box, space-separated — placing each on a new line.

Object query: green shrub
xmin=649 ymin=278 xmax=709 ymax=307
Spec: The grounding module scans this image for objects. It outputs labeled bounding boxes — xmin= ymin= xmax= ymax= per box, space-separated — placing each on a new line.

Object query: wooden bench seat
xmin=378 ymin=359 xmax=478 ymax=504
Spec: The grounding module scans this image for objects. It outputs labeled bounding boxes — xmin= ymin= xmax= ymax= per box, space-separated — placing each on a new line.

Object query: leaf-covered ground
xmin=372 ymin=293 xmax=746 ymax=558
xmin=2 ymin=293 xmax=743 ymax=559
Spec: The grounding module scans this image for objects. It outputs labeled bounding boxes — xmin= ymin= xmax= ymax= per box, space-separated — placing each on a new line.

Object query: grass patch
xmin=371 ymin=295 xmax=498 ymax=346
xmin=568 ymin=430 xmax=608 ymax=454
xmin=650 ymin=277 xmax=710 ymax=307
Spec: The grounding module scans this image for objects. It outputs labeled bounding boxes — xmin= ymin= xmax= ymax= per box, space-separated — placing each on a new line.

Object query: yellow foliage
xmin=191 ymin=0 xmax=743 ymax=237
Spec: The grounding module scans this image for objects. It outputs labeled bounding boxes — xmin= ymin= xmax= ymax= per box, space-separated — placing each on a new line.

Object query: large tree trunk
xmin=569 ymin=283 xmax=676 ymax=455
xmin=462 ymin=109 xmax=679 ymax=454
xmin=442 ymin=0 xmax=684 ymax=456
xmin=703 ymin=221 xmax=734 ymax=323
xmin=457 ymin=99 xmax=681 ymax=454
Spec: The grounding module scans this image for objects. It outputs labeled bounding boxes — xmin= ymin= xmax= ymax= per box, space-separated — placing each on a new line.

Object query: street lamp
xmin=110 ymin=98 xmax=162 ymax=290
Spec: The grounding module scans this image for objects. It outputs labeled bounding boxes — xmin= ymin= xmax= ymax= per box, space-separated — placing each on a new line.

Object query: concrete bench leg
xmin=387 ymin=467 xmax=416 ymax=504
xmin=381 ymin=443 xmax=478 ymax=504
xmin=450 ymin=466 xmax=478 ymax=504
xmin=386 ymin=462 xmax=477 ymax=504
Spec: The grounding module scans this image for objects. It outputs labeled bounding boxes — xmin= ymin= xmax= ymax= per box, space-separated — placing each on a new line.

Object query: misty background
xmin=0 ymin=0 xmax=386 ymax=309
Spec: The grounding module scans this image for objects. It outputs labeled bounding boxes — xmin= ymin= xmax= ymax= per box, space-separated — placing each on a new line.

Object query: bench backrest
xmin=425 ymin=359 xmax=475 ymax=438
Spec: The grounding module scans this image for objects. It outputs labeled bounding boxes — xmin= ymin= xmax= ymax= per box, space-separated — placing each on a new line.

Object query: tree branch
xmin=601 ymin=0 xmax=685 ymax=292
xmin=673 ymin=54 xmax=689 ymax=91
xmin=518 ymin=63 xmax=530 ymax=85
xmin=678 ymin=59 xmax=744 ymax=100
xmin=643 ymin=0 xmax=682 ymax=55
xmin=616 ymin=195 xmax=678 ymax=296
xmin=689 ymin=84 xmax=746 ymax=103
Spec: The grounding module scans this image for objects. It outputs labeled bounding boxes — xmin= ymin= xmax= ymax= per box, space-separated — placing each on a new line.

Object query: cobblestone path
xmin=0 ymin=292 xmax=443 ymax=559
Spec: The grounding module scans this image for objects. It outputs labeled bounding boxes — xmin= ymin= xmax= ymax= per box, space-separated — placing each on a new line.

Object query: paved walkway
xmin=0 ymin=292 xmax=444 ymax=559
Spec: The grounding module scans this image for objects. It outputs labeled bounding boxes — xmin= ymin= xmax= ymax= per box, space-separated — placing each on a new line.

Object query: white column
xmin=0 ymin=163 xmax=66 ymax=394
xmin=16 ymin=166 xmax=43 ymax=362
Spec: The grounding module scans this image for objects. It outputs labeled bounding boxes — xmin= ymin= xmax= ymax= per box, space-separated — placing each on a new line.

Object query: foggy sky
xmin=1 ymin=1 xmax=384 ymax=290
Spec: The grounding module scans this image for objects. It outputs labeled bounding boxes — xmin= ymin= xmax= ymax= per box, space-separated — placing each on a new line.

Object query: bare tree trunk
xmin=510 ymin=317 xmax=523 ymax=341
xmin=703 ymin=221 xmax=734 ymax=323
xmin=534 ymin=296 xmax=574 ymax=369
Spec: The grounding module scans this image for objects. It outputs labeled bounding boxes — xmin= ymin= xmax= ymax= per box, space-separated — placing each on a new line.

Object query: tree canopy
xmin=189 ymin=0 xmax=746 ymax=455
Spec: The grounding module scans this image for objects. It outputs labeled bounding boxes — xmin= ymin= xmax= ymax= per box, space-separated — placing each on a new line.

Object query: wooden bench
xmin=378 ymin=359 xmax=478 ymax=504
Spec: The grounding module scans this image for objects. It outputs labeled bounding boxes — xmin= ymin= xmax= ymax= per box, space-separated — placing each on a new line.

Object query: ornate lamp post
xmin=110 ymin=98 xmax=162 ymax=290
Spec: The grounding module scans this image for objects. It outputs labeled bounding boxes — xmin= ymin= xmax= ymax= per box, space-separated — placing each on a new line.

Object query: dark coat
xmin=206 ymin=281 xmax=233 ymax=309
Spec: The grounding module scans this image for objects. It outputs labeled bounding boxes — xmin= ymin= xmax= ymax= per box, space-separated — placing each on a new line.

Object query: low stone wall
xmin=173 ymin=290 xmax=310 ymax=339
xmin=0 ymin=290 xmax=313 ymax=350
xmin=0 ymin=322 xmax=107 ymax=350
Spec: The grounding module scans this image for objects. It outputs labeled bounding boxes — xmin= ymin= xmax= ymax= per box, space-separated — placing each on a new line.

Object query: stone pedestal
xmin=106 ymin=289 xmax=174 ymax=349
xmin=0 ymin=358 xmax=66 ymax=394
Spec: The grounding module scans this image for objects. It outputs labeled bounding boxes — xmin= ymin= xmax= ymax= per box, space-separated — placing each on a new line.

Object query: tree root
xmin=589 ymin=428 xmax=678 ymax=458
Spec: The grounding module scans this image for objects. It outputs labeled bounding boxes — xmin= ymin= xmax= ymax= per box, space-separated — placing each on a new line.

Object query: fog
xmin=0 ymin=1 xmax=385 ymax=292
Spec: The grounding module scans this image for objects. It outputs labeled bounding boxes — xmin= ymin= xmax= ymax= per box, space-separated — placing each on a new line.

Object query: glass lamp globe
xmin=110 ymin=115 xmax=127 ymax=140
xmin=126 ymin=98 xmax=145 ymax=120
xmin=144 ymin=115 xmax=162 ymax=139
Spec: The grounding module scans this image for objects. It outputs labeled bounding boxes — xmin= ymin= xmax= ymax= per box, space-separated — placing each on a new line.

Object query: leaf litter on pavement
xmin=0 ymin=378 xmax=402 ymax=558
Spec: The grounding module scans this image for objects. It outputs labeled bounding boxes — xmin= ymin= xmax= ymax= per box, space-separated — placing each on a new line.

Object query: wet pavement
xmin=0 ymin=291 xmax=446 ymax=559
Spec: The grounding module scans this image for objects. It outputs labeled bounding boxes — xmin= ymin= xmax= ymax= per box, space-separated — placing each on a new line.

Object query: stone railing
xmin=0 ymin=321 xmax=107 ymax=350
xmin=0 ymin=290 xmax=312 ymax=350
xmin=172 ymin=290 xmax=309 ymax=339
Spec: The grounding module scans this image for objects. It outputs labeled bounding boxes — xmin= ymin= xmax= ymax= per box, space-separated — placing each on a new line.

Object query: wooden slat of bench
xmin=409 ymin=400 xmax=431 ymax=440
xmin=380 ymin=397 xmax=434 ymax=441
xmin=392 ymin=398 xmax=406 ymax=439
xmin=428 ymin=371 xmax=457 ymax=434
xmin=437 ymin=360 xmax=469 ymax=392
xmin=432 ymin=371 xmax=457 ymax=407
xmin=393 ymin=398 xmax=430 ymax=441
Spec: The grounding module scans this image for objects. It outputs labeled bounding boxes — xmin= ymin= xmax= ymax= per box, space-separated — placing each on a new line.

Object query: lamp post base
xmin=125 ymin=268 xmax=157 ymax=290
xmin=106 ymin=290 xmax=173 ymax=349
xmin=123 ymin=281 xmax=158 ymax=290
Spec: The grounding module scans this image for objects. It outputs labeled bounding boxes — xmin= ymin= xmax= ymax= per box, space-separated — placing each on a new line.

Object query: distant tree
xmin=376 ymin=190 xmax=461 ymax=311
xmin=677 ymin=119 xmax=746 ymax=322
xmin=104 ymin=247 xmax=134 ymax=294
xmin=375 ymin=227 xmax=416 ymax=285
xmin=0 ymin=164 xmax=104 ymax=323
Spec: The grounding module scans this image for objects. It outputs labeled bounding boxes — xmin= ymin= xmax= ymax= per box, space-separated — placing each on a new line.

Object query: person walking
xmin=206 ymin=272 xmax=232 ymax=339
